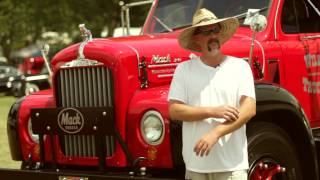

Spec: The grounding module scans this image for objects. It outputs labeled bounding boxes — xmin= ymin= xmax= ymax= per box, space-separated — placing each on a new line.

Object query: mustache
xmin=207 ymin=39 xmax=220 ymax=52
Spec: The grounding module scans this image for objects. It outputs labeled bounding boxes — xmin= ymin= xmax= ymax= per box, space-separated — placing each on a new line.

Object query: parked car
xmin=0 ymin=62 xmax=20 ymax=94
xmin=10 ymin=67 xmax=50 ymax=97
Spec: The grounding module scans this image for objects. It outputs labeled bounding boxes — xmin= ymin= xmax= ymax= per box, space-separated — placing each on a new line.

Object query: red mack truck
xmin=2 ymin=0 xmax=320 ymax=179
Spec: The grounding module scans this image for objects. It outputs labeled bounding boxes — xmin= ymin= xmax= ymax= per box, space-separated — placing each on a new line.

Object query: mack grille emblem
xmin=58 ymin=108 xmax=84 ymax=134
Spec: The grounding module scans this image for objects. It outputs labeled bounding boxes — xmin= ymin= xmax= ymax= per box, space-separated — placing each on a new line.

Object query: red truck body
xmin=4 ymin=0 xmax=320 ymax=179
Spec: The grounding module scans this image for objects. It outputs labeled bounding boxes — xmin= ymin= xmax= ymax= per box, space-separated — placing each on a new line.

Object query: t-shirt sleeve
xmin=168 ymin=63 xmax=187 ymax=103
xmin=238 ymin=61 xmax=256 ymax=100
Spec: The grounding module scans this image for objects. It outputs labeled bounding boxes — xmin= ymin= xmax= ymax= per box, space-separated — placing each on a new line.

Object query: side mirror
xmin=248 ymin=13 xmax=267 ymax=77
xmin=250 ymin=14 xmax=267 ymax=32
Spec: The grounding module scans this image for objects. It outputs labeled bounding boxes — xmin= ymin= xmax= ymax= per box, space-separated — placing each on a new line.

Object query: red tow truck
xmin=2 ymin=0 xmax=320 ymax=179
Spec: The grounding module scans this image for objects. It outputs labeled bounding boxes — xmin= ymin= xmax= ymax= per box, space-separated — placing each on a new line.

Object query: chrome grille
xmin=56 ymin=66 xmax=115 ymax=157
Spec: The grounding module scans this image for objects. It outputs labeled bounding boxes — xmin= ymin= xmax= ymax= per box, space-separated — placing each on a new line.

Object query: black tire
xmin=247 ymin=121 xmax=303 ymax=180
xmin=21 ymin=161 xmax=30 ymax=170
xmin=21 ymin=161 xmax=39 ymax=170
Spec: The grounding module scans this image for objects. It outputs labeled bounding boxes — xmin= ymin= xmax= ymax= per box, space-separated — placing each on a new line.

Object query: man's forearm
xmin=211 ymin=97 xmax=256 ymax=137
xmin=169 ymin=100 xmax=241 ymax=122
xmin=169 ymin=102 xmax=211 ymax=121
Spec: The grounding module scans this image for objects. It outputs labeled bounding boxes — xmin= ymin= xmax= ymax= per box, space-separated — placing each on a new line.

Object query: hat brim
xmin=178 ymin=17 xmax=239 ymax=52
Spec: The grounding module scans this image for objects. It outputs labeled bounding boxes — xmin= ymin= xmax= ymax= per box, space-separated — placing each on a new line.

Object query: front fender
xmin=15 ymin=91 xmax=55 ymax=162
xmin=253 ymin=82 xmax=318 ymax=180
xmin=7 ymin=97 xmax=25 ymax=161
xmin=255 ymin=83 xmax=312 ymax=135
xmin=127 ymin=85 xmax=174 ymax=168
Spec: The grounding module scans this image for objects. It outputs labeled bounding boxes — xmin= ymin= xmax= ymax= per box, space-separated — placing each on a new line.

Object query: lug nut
xmin=258 ymin=162 xmax=263 ymax=169
xmin=139 ymin=167 xmax=146 ymax=176
xmin=140 ymin=167 xmax=146 ymax=171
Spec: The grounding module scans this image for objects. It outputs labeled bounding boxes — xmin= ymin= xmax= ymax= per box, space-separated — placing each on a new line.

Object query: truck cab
xmin=5 ymin=0 xmax=320 ymax=179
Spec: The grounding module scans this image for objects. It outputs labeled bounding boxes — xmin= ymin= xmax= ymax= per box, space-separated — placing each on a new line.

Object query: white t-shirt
xmin=168 ymin=56 xmax=255 ymax=173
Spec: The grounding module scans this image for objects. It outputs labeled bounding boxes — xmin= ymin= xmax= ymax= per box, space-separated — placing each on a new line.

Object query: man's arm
xmin=169 ymin=100 xmax=240 ymax=122
xmin=193 ymin=95 xmax=256 ymax=156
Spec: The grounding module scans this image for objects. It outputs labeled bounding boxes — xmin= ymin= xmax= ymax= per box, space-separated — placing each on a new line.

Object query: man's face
xmin=193 ymin=24 xmax=221 ymax=54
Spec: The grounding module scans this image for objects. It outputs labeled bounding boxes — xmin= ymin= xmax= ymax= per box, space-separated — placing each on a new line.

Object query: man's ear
xmin=192 ymin=35 xmax=201 ymax=45
xmin=192 ymin=35 xmax=200 ymax=41
xmin=191 ymin=35 xmax=202 ymax=51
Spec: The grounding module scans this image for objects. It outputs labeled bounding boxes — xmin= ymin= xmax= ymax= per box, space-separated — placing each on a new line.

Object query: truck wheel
xmin=21 ymin=161 xmax=32 ymax=170
xmin=21 ymin=161 xmax=39 ymax=170
xmin=247 ymin=121 xmax=303 ymax=180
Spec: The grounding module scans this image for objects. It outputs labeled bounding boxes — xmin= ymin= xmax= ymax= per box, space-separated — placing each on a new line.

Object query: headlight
xmin=140 ymin=110 xmax=164 ymax=145
xmin=6 ymin=81 xmax=12 ymax=88
xmin=28 ymin=118 xmax=39 ymax=143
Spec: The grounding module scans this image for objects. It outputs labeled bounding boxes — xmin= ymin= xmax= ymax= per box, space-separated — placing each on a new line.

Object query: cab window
xmin=296 ymin=0 xmax=320 ymax=33
xmin=281 ymin=0 xmax=320 ymax=34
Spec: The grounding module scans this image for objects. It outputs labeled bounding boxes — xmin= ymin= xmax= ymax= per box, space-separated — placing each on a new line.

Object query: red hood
xmin=51 ymin=26 xmax=262 ymax=69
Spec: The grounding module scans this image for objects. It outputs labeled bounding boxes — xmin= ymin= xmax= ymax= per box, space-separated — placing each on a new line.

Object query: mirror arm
xmin=41 ymin=44 xmax=52 ymax=86
xmin=248 ymin=31 xmax=256 ymax=69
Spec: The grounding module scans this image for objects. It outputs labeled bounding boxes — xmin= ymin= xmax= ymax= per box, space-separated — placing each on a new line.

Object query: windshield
xmin=144 ymin=0 xmax=271 ymax=33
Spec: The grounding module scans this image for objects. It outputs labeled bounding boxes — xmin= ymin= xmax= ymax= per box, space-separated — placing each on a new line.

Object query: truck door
xmin=279 ymin=0 xmax=320 ymax=126
xmin=297 ymin=0 xmax=320 ymax=125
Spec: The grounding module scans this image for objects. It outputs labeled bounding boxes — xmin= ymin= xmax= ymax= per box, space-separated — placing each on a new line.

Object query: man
xmin=168 ymin=8 xmax=256 ymax=180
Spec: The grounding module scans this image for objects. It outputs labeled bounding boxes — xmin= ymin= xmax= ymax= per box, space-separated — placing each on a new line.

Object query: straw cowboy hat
xmin=178 ymin=8 xmax=239 ymax=52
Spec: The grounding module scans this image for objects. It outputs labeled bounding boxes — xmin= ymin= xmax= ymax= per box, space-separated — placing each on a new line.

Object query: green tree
xmin=0 ymin=0 xmax=33 ymax=62
xmin=0 ymin=0 xmax=150 ymax=63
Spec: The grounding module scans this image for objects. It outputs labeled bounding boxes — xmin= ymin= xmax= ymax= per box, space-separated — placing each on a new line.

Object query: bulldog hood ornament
xmin=78 ymin=24 xmax=93 ymax=60
xmin=62 ymin=24 xmax=103 ymax=68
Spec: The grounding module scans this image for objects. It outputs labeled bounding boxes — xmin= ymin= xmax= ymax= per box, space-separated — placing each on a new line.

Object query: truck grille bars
xmin=56 ymin=66 xmax=115 ymax=157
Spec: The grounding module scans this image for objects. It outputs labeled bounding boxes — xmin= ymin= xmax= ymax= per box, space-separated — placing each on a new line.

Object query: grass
xmin=0 ymin=94 xmax=20 ymax=169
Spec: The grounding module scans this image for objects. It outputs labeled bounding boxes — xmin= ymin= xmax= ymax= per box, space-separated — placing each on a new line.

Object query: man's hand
xmin=210 ymin=105 xmax=239 ymax=122
xmin=193 ymin=131 xmax=219 ymax=156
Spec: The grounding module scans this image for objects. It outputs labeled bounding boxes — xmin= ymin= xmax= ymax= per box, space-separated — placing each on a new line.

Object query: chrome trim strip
xmin=25 ymin=75 xmax=49 ymax=81
xmin=64 ymin=135 xmax=69 ymax=156
xmin=124 ymin=44 xmax=141 ymax=77
xmin=107 ymin=70 xmax=112 ymax=106
xmin=301 ymin=35 xmax=320 ymax=40
xmin=307 ymin=0 xmax=320 ymax=16
xmin=61 ymin=59 xmax=103 ymax=68
xmin=87 ymin=136 xmax=92 ymax=156
xmin=157 ymin=74 xmax=173 ymax=78
xmin=274 ymin=0 xmax=281 ymax=40
xmin=148 ymin=63 xmax=179 ymax=68
xmin=254 ymin=40 xmax=266 ymax=74
xmin=102 ymin=69 xmax=107 ymax=106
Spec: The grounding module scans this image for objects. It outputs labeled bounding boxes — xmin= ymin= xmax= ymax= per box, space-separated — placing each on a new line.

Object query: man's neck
xmin=200 ymin=52 xmax=225 ymax=68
